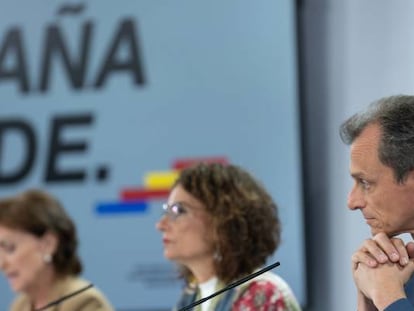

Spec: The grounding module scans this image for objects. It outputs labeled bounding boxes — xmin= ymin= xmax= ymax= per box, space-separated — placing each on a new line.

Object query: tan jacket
xmin=9 ymin=276 xmax=114 ymax=311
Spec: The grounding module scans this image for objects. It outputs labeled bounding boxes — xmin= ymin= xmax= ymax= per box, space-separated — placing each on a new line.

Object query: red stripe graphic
xmin=121 ymin=189 xmax=170 ymax=201
xmin=172 ymin=157 xmax=228 ymax=170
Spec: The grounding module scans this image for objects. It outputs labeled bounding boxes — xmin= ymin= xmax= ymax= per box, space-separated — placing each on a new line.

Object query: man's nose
xmin=347 ymin=185 xmax=365 ymax=211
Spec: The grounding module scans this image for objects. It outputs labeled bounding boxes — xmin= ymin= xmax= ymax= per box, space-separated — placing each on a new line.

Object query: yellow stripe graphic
xmin=144 ymin=171 xmax=179 ymax=189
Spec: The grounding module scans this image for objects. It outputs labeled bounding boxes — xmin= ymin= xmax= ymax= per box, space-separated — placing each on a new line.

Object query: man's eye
xmin=360 ymin=179 xmax=370 ymax=189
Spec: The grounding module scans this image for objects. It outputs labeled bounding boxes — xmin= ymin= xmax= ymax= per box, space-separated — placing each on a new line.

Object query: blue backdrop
xmin=0 ymin=1 xmax=305 ymax=310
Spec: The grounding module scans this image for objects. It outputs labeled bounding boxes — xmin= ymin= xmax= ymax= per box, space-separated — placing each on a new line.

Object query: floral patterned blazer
xmin=174 ymin=271 xmax=302 ymax=311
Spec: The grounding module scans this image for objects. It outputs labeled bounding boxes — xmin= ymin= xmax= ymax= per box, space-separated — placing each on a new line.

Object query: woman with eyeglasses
xmin=0 ymin=189 xmax=114 ymax=311
xmin=156 ymin=162 xmax=301 ymax=311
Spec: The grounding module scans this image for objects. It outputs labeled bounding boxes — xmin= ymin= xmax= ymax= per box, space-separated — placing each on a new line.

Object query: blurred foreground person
xmin=156 ymin=162 xmax=301 ymax=311
xmin=0 ymin=189 xmax=114 ymax=311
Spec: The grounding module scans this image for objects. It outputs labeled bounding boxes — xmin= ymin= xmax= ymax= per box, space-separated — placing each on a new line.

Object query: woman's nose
xmin=0 ymin=256 xmax=6 ymax=271
xmin=156 ymin=214 xmax=169 ymax=231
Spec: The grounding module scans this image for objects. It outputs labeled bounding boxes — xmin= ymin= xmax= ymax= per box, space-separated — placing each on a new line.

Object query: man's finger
xmin=352 ymin=250 xmax=378 ymax=268
xmin=360 ymin=238 xmax=389 ymax=264
xmin=406 ymin=242 xmax=414 ymax=259
xmin=372 ymin=233 xmax=401 ymax=262
xmin=391 ymin=238 xmax=409 ymax=265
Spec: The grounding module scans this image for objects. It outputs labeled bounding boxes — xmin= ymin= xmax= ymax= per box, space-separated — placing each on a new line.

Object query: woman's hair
xmin=0 ymin=189 xmax=82 ymax=276
xmin=174 ymin=162 xmax=281 ymax=283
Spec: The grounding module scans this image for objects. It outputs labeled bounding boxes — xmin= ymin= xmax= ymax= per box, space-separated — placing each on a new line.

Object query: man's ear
xmin=405 ymin=170 xmax=414 ymax=185
xmin=41 ymin=232 xmax=58 ymax=255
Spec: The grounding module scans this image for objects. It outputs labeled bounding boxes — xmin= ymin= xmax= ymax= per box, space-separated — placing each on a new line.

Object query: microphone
xmin=34 ymin=283 xmax=94 ymax=311
xmin=178 ymin=261 xmax=280 ymax=311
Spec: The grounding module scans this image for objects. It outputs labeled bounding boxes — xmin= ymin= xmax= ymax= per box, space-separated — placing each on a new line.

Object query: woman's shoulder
xmin=236 ymin=271 xmax=293 ymax=294
xmin=8 ymin=277 xmax=115 ymax=311
xmin=9 ymin=294 xmax=29 ymax=311
xmin=233 ymin=272 xmax=302 ymax=311
xmin=59 ymin=277 xmax=115 ymax=311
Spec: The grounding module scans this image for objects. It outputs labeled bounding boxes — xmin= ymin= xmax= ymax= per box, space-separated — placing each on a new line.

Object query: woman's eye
xmin=162 ymin=202 xmax=188 ymax=220
xmin=0 ymin=242 xmax=16 ymax=253
xmin=171 ymin=203 xmax=187 ymax=215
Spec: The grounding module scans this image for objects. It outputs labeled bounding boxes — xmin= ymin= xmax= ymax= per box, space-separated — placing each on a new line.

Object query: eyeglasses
xmin=162 ymin=202 xmax=188 ymax=220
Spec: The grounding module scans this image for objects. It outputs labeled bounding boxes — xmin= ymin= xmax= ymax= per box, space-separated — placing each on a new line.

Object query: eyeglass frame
xmin=162 ymin=202 xmax=189 ymax=220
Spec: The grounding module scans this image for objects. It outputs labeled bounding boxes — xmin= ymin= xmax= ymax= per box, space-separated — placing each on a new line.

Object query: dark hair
xmin=340 ymin=95 xmax=414 ymax=183
xmin=174 ymin=162 xmax=281 ymax=283
xmin=0 ymin=189 xmax=82 ymax=276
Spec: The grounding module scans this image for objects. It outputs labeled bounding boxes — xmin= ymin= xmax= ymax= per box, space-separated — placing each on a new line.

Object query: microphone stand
xmin=178 ymin=261 xmax=280 ymax=311
xmin=34 ymin=283 xmax=94 ymax=311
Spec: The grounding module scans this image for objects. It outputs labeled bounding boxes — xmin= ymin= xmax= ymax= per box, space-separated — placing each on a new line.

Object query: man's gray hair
xmin=340 ymin=95 xmax=414 ymax=183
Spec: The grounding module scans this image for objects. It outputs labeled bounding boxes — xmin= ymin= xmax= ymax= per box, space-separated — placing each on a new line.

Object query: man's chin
xmin=370 ymin=227 xmax=381 ymax=236
xmin=370 ymin=228 xmax=396 ymax=237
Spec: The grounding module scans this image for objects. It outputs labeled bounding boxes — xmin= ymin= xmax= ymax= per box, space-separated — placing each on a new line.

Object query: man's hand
xmin=353 ymin=260 xmax=414 ymax=310
xmin=352 ymin=233 xmax=414 ymax=268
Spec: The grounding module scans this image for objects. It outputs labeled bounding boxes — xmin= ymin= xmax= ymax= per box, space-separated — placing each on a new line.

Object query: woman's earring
xmin=43 ymin=253 xmax=52 ymax=264
xmin=213 ymin=250 xmax=222 ymax=262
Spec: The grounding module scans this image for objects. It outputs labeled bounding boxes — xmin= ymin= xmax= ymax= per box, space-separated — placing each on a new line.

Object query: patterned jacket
xmin=174 ymin=271 xmax=302 ymax=311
